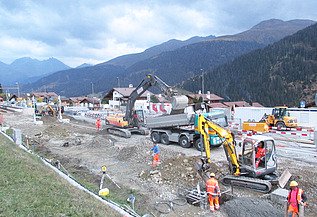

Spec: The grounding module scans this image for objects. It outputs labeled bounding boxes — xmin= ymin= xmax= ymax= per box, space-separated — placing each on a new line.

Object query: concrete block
xmin=34 ymin=121 xmax=43 ymax=125
xmin=13 ymin=129 xmax=22 ymax=145
xmin=59 ymin=118 xmax=70 ymax=123
xmin=270 ymin=188 xmax=288 ymax=205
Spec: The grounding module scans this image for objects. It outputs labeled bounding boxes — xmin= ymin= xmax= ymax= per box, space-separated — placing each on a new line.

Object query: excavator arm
xmin=125 ymin=74 xmax=178 ymax=125
xmin=197 ymin=114 xmax=240 ymax=176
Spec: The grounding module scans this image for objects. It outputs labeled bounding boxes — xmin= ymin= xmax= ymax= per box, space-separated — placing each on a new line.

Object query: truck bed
xmin=145 ymin=113 xmax=195 ymax=129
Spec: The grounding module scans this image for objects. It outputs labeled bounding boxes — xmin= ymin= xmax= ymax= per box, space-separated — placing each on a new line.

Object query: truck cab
xmin=193 ymin=111 xmax=228 ymax=151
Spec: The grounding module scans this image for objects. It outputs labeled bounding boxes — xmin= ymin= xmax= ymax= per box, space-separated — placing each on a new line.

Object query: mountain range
xmin=182 ymin=22 xmax=317 ymax=107
xmin=0 ymin=57 xmax=71 ymax=85
xmin=15 ymin=19 xmax=317 ymax=106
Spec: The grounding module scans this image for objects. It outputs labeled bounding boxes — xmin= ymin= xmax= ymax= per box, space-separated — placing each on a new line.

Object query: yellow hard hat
xmin=99 ymin=188 xmax=110 ymax=196
xmin=210 ymin=172 xmax=215 ymax=177
xmin=290 ymin=181 xmax=298 ymax=187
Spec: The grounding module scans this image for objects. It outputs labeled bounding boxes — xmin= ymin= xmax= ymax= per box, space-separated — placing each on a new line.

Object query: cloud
xmin=0 ymin=0 xmax=316 ymax=67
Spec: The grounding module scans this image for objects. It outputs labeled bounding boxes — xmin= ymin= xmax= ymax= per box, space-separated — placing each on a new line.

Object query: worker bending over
xmin=206 ymin=172 xmax=221 ymax=212
xmin=150 ymin=143 xmax=160 ymax=168
xmin=287 ymin=180 xmax=307 ymax=217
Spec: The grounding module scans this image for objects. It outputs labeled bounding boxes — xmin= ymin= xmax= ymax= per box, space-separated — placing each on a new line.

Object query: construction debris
xmin=2 ymin=111 xmax=317 ymax=216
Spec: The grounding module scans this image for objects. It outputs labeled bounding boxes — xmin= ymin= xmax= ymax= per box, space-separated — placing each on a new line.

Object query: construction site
xmin=1 ymin=74 xmax=317 ymax=217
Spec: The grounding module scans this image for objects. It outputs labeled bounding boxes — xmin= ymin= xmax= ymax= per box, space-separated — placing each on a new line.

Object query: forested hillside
xmin=22 ymin=64 xmax=127 ymax=97
xmin=123 ymin=41 xmax=264 ymax=86
xmin=182 ymin=23 xmax=317 ymax=107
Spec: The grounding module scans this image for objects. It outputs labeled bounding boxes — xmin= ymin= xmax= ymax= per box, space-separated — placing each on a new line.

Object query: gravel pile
xmin=222 ymin=197 xmax=283 ymax=217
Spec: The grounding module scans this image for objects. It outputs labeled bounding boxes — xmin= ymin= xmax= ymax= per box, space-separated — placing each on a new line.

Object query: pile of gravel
xmin=222 ymin=197 xmax=284 ymax=217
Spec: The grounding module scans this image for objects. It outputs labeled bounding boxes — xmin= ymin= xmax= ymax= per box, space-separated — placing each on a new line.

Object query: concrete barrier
xmin=13 ymin=129 xmax=22 ymax=145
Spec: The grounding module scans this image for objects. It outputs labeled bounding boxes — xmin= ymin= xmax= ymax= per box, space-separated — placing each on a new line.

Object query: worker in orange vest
xmin=95 ymin=118 xmax=102 ymax=131
xmin=255 ymin=141 xmax=266 ymax=168
xmin=287 ymin=180 xmax=307 ymax=217
xmin=150 ymin=143 xmax=160 ymax=168
xmin=206 ymin=172 xmax=221 ymax=212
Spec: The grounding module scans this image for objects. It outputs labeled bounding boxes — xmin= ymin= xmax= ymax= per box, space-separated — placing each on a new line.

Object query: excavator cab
xmin=239 ymin=136 xmax=277 ymax=178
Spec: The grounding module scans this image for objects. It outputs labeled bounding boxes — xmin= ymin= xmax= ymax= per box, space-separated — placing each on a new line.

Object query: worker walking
xmin=150 ymin=143 xmax=160 ymax=168
xmin=95 ymin=118 xmax=102 ymax=131
xmin=287 ymin=181 xmax=307 ymax=217
xmin=206 ymin=173 xmax=221 ymax=212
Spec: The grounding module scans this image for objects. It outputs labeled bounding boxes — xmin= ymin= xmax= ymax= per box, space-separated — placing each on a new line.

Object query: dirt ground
xmin=2 ymin=110 xmax=317 ymax=217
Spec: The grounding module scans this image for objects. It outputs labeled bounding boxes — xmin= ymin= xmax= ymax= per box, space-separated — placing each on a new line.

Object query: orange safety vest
xmin=288 ymin=188 xmax=304 ymax=208
xmin=206 ymin=178 xmax=220 ymax=196
xmin=256 ymin=147 xmax=265 ymax=159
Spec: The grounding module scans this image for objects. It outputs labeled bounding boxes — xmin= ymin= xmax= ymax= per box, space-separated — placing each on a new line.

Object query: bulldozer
xmin=261 ymin=106 xmax=297 ymax=129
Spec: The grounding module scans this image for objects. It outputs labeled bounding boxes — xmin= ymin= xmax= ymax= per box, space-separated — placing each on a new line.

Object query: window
xmin=242 ymin=140 xmax=253 ymax=166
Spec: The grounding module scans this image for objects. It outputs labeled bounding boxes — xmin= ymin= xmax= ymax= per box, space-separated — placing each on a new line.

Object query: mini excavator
xmin=195 ymin=114 xmax=279 ymax=193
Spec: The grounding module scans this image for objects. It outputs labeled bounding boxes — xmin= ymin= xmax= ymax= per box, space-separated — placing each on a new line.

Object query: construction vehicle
xmin=262 ymin=106 xmax=297 ymax=129
xmin=35 ymin=103 xmax=56 ymax=116
xmin=195 ymin=114 xmax=278 ymax=193
xmin=105 ymin=74 xmax=189 ymax=138
xmin=147 ymin=111 xmax=228 ymax=149
xmin=242 ymin=106 xmax=297 ymax=132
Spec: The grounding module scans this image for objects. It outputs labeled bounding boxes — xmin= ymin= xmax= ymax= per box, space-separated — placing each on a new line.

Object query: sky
xmin=0 ymin=0 xmax=316 ymax=67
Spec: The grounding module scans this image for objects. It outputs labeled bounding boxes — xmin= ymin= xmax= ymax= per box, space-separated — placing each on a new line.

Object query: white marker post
xmin=58 ymin=95 xmax=62 ymax=121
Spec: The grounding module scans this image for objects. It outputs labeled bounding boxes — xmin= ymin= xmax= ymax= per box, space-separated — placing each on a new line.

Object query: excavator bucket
xmin=194 ymin=158 xmax=211 ymax=183
xmin=278 ymin=169 xmax=292 ymax=188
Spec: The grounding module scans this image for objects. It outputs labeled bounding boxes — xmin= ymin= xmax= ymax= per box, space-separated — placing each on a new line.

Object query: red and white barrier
xmin=269 ymin=130 xmax=312 ymax=138
xmin=236 ymin=128 xmax=314 ymax=140
xmin=269 ymin=126 xmax=314 ymax=132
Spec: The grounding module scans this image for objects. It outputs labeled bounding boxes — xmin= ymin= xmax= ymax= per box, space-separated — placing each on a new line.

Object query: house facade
xmin=103 ymin=87 xmax=152 ymax=109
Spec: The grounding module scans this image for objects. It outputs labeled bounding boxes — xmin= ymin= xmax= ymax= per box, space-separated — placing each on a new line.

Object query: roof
xmin=32 ymin=92 xmax=58 ymax=98
xmin=208 ymin=102 xmax=228 ymax=108
xmin=80 ymin=98 xmax=100 ymax=104
xmin=103 ymin=87 xmax=152 ymax=99
xmin=251 ymin=102 xmax=264 ymax=107
xmin=187 ymin=93 xmax=223 ymax=101
xmin=70 ymin=97 xmax=86 ymax=102
xmin=223 ymin=101 xmax=250 ymax=107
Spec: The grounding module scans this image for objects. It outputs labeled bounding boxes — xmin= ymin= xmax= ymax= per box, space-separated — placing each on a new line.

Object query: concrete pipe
xmin=171 ymin=95 xmax=189 ymax=110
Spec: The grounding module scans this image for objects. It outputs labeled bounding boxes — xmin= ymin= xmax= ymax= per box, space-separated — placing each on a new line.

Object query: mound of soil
xmin=222 ymin=197 xmax=283 ymax=217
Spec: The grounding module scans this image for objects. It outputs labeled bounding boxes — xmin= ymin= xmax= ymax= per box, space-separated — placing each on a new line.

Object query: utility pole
xmin=117 ymin=77 xmax=120 ymax=87
xmin=201 ymin=69 xmax=204 ymax=94
xmin=16 ymin=82 xmax=20 ymax=97
xmin=91 ymin=82 xmax=94 ymax=95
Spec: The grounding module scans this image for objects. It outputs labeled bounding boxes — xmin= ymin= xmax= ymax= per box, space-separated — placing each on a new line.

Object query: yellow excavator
xmin=195 ymin=114 xmax=278 ymax=193
xmin=36 ymin=104 xmax=56 ymax=116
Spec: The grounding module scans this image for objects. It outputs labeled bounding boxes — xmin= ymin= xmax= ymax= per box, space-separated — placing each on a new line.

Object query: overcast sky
xmin=0 ymin=0 xmax=316 ymax=67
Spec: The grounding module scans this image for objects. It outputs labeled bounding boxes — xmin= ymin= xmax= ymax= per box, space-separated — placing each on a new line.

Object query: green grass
xmin=0 ymin=134 xmax=120 ymax=217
